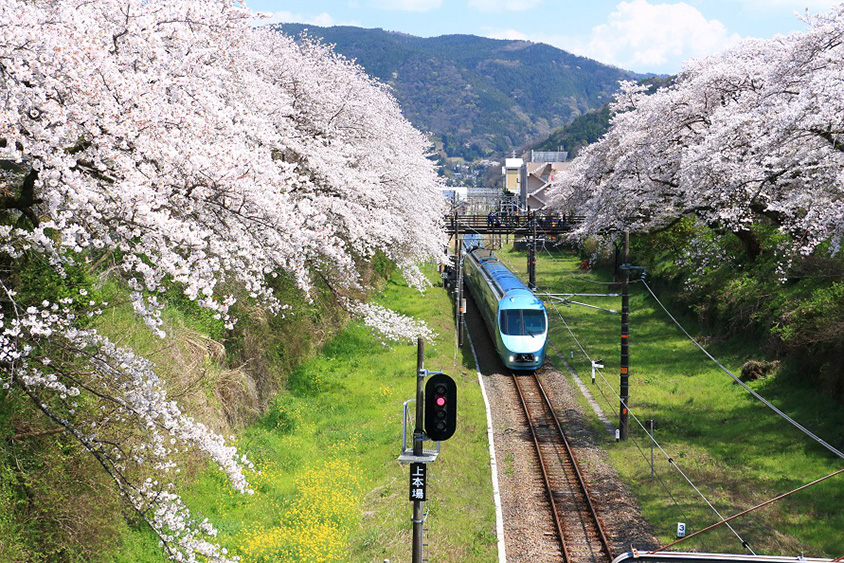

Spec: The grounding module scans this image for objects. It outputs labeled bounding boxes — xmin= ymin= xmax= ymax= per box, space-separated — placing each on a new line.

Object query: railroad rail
xmin=511 ymin=369 xmax=613 ymax=563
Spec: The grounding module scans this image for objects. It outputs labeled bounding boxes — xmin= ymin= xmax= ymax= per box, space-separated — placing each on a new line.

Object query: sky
xmin=245 ymin=0 xmax=843 ymax=74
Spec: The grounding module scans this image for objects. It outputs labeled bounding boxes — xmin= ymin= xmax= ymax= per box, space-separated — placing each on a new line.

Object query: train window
xmin=500 ymin=310 xmax=546 ymax=336
xmin=523 ymin=310 xmax=546 ymax=334
xmin=500 ymin=310 xmax=521 ymax=335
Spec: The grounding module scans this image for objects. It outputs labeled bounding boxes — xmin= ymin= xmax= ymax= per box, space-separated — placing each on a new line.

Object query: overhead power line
xmin=527 ymin=247 xmax=840 ymax=551
xmin=654 ymin=467 xmax=844 ymax=553
xmin=546 ymin=300 xmax=719 ymax=552
xmin=641 ymin=279 xmax=844 ymax=461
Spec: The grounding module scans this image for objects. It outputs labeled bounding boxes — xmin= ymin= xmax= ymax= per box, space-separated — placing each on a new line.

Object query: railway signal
xmin=398 ymin=339 xmax=458 ymax=563
xmin=425 ymin=373 xmax=457 ymax=441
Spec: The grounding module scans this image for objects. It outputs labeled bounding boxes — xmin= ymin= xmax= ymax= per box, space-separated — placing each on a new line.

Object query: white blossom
xmin=0 ymin=0 xmax=446 ymax=560
xmin=347 ymin=300 xmax=437 ymax=344
xmin=547 ymin=5 xmax=844 ymax=257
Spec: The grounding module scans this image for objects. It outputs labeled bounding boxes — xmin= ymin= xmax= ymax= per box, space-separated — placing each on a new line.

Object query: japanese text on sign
xmin=409 ymin=462 xmax=427 ymax=502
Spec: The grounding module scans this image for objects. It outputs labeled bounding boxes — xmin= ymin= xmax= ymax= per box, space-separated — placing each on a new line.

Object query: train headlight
xmin=508 ymin=355 xmax=515 ymax=363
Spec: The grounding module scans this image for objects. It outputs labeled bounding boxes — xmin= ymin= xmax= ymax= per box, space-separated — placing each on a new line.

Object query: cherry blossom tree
xmin=0 ymin=0 xmax=444 ymax=559
xmin=548 ymin=4 xmax=844 ymax=258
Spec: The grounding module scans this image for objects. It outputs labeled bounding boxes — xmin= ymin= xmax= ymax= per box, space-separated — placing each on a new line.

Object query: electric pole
xmin=619 ymin=229 xmax=630 ymax=441
xmin=453 ymin=210 xmax=463 ymax=347
xmin=528 ymin=211 xmax=537 ymax=290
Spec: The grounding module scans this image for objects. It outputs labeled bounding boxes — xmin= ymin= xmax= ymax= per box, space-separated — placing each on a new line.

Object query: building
xmin=441 ymin=186 xmax=468 ymax=201
xmin=502 ymin=156 xmax=523 ymax=195
xmin=520 ymin=150 xmax=569 ymax=211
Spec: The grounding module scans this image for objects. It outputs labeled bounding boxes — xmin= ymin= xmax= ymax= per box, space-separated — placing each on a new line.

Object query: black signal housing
xmin=424 ymin=373 xmax=457 ymax=441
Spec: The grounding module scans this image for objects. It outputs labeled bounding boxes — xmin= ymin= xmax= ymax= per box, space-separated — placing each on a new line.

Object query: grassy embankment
xmin=498 ymin=246 xmax=844 ymax=557
xmin=112 ymin=268 xmax=496 ymax=562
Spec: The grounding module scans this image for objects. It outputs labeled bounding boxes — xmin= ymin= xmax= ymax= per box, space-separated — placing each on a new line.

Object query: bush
xmin=738 ymin=359 xmax=780 ymax=382
xmin=0 ymin=393 xmax=123 ymax=562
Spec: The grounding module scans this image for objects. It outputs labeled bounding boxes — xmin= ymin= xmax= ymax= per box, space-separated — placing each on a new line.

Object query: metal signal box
xmin=424 ymin=373 xmax=457 ymax=441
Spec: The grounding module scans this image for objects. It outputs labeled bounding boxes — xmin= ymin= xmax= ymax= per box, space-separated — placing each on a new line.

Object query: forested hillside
xmin=532 ymin=106 xmax=611 ymax=158
xmin=277 ymin=23 xmax=643 ymax=160
xmin=533 ymin=77 xmax=672 ymax=157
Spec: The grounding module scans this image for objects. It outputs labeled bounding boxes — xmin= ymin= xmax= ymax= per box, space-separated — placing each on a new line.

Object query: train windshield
xmin=499 ymin=309 xmax=546 ymax=336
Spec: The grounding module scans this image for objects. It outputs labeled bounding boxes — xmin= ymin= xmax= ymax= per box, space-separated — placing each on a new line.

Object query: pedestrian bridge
xmin=444 ymin=213 xmax=581 ymax=236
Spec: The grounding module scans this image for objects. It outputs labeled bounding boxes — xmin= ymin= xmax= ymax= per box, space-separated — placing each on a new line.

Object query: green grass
xmin=113 ymin=268 xmax=496 ymax=562
xmin=499 ymin=246 xmax=844 ymax=557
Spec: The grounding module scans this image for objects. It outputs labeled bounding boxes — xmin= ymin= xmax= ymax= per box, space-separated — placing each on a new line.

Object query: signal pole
xmin=412 ymin=338 xmax=425 ymax=563
xmin=619 ymin=229 xmax=630 ymax=441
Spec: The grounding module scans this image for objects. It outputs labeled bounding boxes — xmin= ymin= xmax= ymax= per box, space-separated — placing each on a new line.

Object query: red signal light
xmin=436 ymin=397 xmax=446 ymax=407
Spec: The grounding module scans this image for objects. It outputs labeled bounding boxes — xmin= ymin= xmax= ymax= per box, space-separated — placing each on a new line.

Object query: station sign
xmin=409 ymin=462 xmax=427 ymax=502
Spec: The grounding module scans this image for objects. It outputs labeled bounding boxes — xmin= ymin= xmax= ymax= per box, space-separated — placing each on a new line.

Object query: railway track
xmin=511 ymin=369 xmax=614 ymax=563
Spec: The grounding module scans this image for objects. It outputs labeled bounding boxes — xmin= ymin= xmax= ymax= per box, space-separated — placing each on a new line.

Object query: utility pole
xmin=453 ymin=209 xmax=460 ymax=266
xmin=619 ymin=229 xmax=630 ymax=441
xmin=528 ymin=211 xmax=537 ymax=290
xmin=412 ymin=338 xmax=425 ymax=563
xmin=457 ymin=251 xmax=464 ymax=347
xmin=453 ymin=210 xmax=463 ymax=347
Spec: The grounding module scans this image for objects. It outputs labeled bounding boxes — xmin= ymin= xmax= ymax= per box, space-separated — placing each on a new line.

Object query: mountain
xmin=532 ymin=106 xmax=612 ymax=158
xmin=531 ymin=76 xmax=672 ymax=157
xmin=275 ymin=23 xmax=643 ymax=161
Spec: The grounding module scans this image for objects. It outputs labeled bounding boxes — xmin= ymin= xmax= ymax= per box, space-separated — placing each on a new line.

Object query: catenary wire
xmin=478 ymin=226 xmax=834 ymax=551
xmin=546 ymin=249 xmax=843 ymax=552
xmin=653 ymin=466 xmax=844 ymax=553
xmin=461 ymin=227 xmax=750 ymax=549
xmin=546 ymin=300 xmax=710 ymax=550
xmin=546 ymin=301 xmax=619 ymax=419
xmin=524 ymin=249 xmax=713 ymax=550
xmin=534 ymin=263 xmax=752 ymax=552
xmin=641 ymin=279 xmax=844 ymax=461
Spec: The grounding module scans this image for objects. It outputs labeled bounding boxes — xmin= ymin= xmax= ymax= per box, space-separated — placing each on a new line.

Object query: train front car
xmin=497 ymin=291 xmax=547 ymax=370
xmin=463 ymin=247 xmax=548 ymax=371
xmin=487 ymin=261 xmax=548 ymax=370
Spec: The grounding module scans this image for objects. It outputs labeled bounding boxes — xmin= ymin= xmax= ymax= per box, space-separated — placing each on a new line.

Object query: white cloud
xmin=483 ymin=27 xmax=530 ymax=40
xmin=581 ymin=0 xmax=744 ymax=72
xmin=370 ymin=0 xmax=443 ymax=11
xmin=468 ymin=0 xmax=543 ymax=12
xmin=477 ymin=2 xmax=746 ymax=73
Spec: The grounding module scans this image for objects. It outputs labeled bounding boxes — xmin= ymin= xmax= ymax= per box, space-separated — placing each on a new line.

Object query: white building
xmin=502 ymin=156 xmax=523 ymax=195
xmin=441 ymin=186 xmax=468 ymax=201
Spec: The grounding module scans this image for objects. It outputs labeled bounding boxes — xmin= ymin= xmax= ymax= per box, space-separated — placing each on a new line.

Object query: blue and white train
xmin=462 ymin=239 xmax=548 ymax=371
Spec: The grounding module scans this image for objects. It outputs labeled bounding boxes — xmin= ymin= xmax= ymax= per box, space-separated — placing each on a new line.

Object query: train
xmin=462 ymin=237 xmax=548 ymax=371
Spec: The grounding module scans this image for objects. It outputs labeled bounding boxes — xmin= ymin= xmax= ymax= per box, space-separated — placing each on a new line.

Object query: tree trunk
xmin=734 ymin=228 xmax=763 ymax=261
